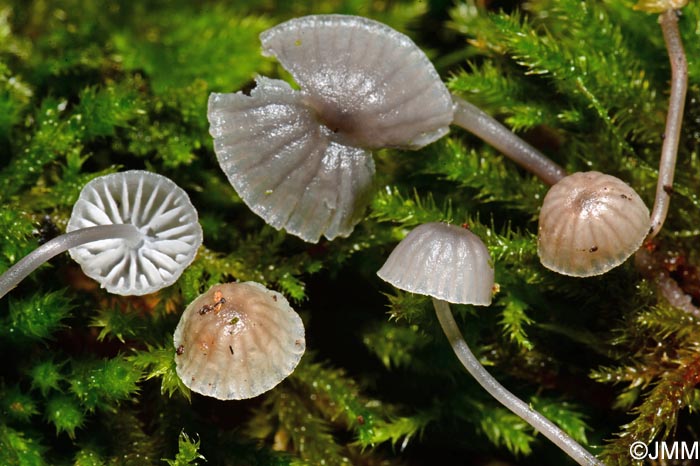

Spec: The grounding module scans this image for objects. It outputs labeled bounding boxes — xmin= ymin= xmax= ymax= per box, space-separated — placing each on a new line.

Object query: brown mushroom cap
xmin=173 ymin=281 xmax=305 ymax=400
xmin=377 ymin=222 xmax=494 ymax=305
xmin=537 ymin=171 xmax=650 ymax=277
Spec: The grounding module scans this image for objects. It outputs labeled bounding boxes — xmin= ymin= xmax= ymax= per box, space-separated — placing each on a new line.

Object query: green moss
xmin=1 ymin=385 xmax=39 ymax=423
xmin=2 ymin=291 xmax=73 ymax=342
xmin=45 ymin=394 xmax=84 ymax=438
xmin=162 ymin=432 xmax=205 ymax=466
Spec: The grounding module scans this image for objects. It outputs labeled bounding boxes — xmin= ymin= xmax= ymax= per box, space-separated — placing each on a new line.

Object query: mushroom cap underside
xmin=67 ymin=170 xmax=203 ymax=295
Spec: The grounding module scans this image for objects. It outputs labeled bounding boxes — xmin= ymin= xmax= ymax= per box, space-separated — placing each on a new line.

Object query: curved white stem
xmin=451 ymin=96 xmax=567 ymax=186
xmin=432 ymin=298 xmax=602 ymax=466
xmin=0 ymin=224 xmax=141 ymax=299
xmin=648 ymin=9 xmax=687 ymax=240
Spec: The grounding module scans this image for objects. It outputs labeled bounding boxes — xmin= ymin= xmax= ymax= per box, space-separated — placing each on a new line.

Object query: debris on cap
xmin=538 ymin=171 xmax=650 ymax=277
xmin=173 ymin=281 xmax=305 ymax=400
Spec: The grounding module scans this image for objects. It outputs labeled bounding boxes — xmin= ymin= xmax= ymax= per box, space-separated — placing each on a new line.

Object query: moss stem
xmin=0 ymin=224 xmax=141 ymax=299
xmin=451 ymin=95 xmax=566 ymax=186
xmin=432 ymin=297 xmax=603 ymax=466
xmin=648 ymin=9 xmax=687 ymax=240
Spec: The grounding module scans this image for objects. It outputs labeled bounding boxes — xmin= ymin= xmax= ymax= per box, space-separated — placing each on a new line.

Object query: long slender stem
xmin=0 ymin=224 xmax=141 ymax=299
xmin=451 ymin=95 xmax=566 ymax=186
xmin=648 ymin=9 xmax=687 ymax=240
xmin=432 ymin=298 xmax=603 ymax=466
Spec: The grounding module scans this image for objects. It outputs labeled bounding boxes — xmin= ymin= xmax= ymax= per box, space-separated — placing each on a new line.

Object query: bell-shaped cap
xmin=377 ymin=222 xmax=494 ymax=305
xmin=208 ymin=15 xmax=454 ymax=243
xmin=537 ymin=171 xmax=650 ymax=277
xmin=173 ymin=281 xmax=305 ymax=400
xmin=67 ymin=171 xmax=203 ymax=295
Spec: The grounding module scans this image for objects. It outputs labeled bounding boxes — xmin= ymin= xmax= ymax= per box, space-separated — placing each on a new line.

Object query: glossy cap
xmin=173 ymin=281 xmax=305 ymax=400
xmin=208 ymin=77 xmax=375 ymax=243
xmin=208 ymin=15 xmax=454 ymax=243
xmin=259 ymin=15 xmax=454 ymax=150
xmin=538 ymin=171 xmax=650 ymax=277
xmin=67 ymin=171 xmax=203 ymax=295
xmin=377 ymin=222 xmax=494 ymax=305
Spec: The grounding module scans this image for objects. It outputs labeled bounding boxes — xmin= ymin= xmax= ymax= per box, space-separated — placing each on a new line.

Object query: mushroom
xmin=378 ymin=222 xmax=602 ymax=466
xmin=0 ymin=170 xmax=203 ymax=298
xmin=537 ymin=171 xmax=650 ymax=277
xmin=377 ymin=222 xmax=493 ymax=305
xmin=173 ymin=281 xmax=305 ymax=400
xmin=208 ymin=14 xmax=454 ymax=243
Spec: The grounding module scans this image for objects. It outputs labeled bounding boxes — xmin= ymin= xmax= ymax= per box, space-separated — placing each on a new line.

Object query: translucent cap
xmin=67 ymin=171 xmax=203 ymax=295
xmin=259 ymin=14 xmax=454 ymax=150
xmin=538 ymin=171 xmax=650 ymax=277
xmin=377 ymin=222 xmax=494 ymax=305
xmin=173 ymin=281 xmax=306 ymax=400
xmin=208 ymin=15 xmax=454 ymax=243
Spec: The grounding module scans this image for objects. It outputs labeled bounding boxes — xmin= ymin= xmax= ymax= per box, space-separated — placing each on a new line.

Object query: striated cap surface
xmin=377 ymin=222 xmax=494 ymax=305
xmin=208 ymin=77 xmax=375 ymax=243
xmin=538 ymin=171 xmax=650 ymax=277
xmin=259 ymin=14 xmax=454 ymax=150
xmin=174 ymin=281 xmax=305 ymax=400
xmin=208 ymin=15 xmax=454 ymax=243
xmin=67 ymin=171 xmax=202 ymax=295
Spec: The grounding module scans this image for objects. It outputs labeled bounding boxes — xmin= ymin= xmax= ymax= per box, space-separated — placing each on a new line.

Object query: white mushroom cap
xmin=67 ymin=171 xmax=203 ymax=295
xmin=537 ymin=171 xmax=650 ymax=277
xmin=173 ymin=281 xmax=306 ymax=400
xmin=208 ymin=15 xmax=454 ymax=243
xmin=377 ymin=222 xmax=494 ymax=305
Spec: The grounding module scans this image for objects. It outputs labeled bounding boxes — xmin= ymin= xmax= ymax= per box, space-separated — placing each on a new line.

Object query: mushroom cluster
xmin=377 ymin=223 xmax=602 ymax=466
xmin=2 ymin=8 xmax=687 ymax=465
xmin=205 ymin=12 xmax=671 ymax=280
xmin=208 ymin=15 xmax=454 ymax=243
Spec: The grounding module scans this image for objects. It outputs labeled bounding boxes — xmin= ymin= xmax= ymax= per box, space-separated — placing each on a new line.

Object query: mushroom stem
xmin=0 ymin=224 xmax=141 ymax=299
xmin=432 ymin=298 xmax=603 ymax=466
xmin=648 ymin=9 xmax=688 ymax=240
xmin=451 ymin=96 xmax=567 ymax=186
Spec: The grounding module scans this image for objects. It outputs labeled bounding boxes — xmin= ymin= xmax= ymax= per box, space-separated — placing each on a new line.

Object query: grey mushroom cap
xmin=208 ymin=15 xmax=454 ymax=243
xmin=259 ymin=14 xmax=454 ymax=150
xmin=67 ymin=171 xmax=203 ymax=296
xmin=537 ymin=171 xmax=650 ymax=277
xmin=377 ymin=222 xmax=494 ymax=305
xmin=173 ymin=281 xmax=306 ymax=400
xmin=208 ymin=77 xmax=375 ymax=243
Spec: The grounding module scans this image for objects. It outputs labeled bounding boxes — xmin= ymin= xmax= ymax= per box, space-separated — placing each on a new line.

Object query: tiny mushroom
xmin=538 ymin=171 xmax=650 ymax=277
xmin=377 ymin=222 xmax=494 ymax=306
xmin=173 ymin=281 xmax=305 ymax=400
xmin=208 ymin=14 xmax=454 ymax=243
xmin=0 ymin=170 xmax=203 ymax=299
xmin=378 ymin=222 xmax=602 ymax=466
